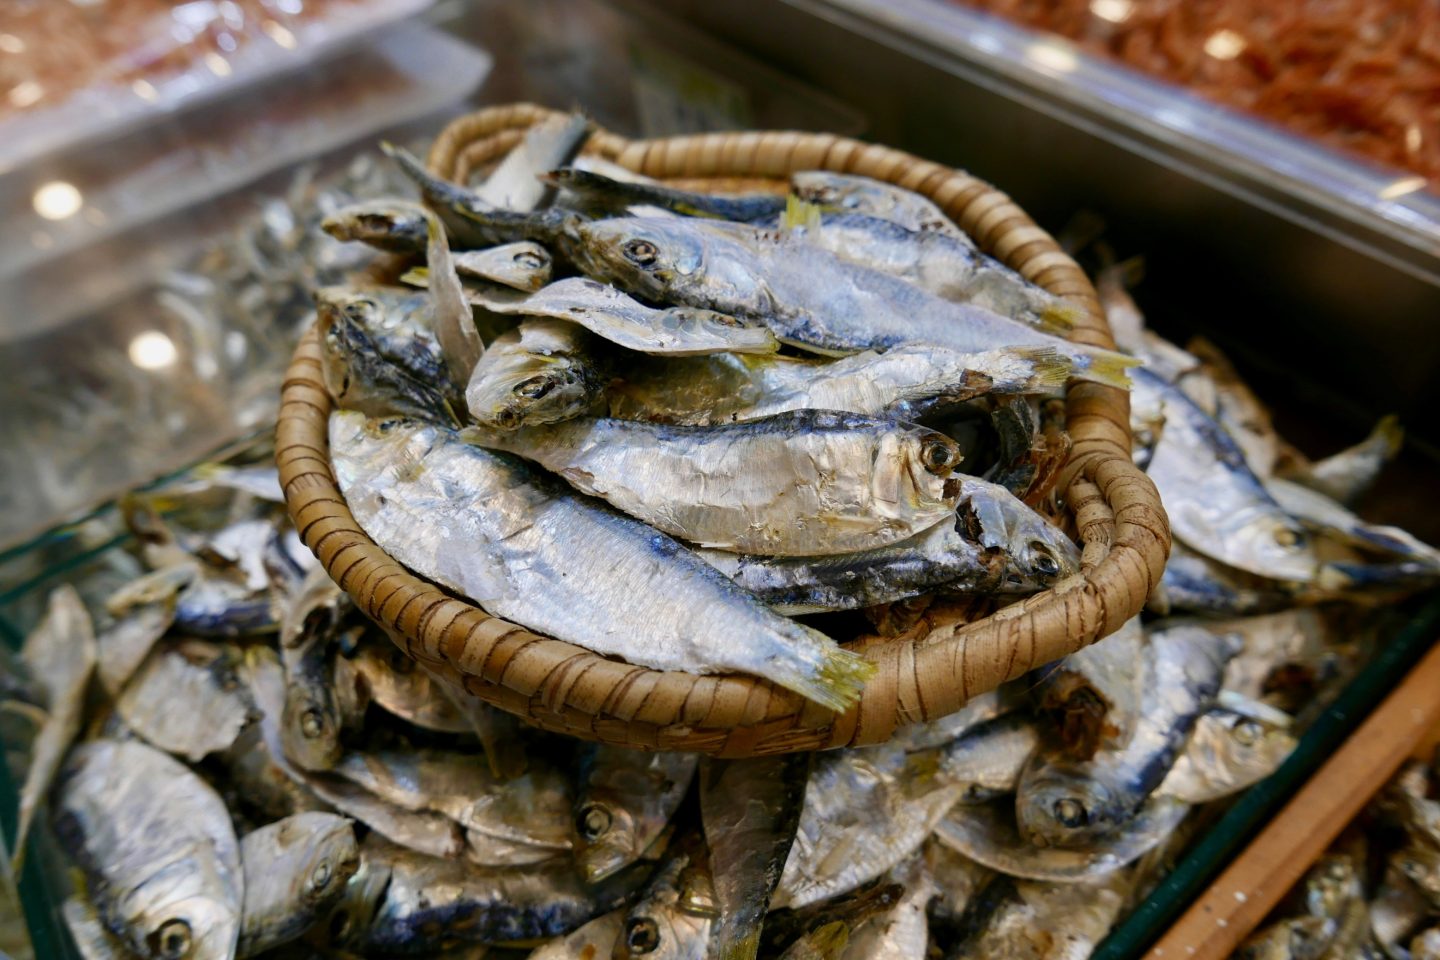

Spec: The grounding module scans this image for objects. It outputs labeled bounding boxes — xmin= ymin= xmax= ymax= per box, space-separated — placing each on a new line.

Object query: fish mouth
xmin=578 ymin=838 xmax=634 ymax=884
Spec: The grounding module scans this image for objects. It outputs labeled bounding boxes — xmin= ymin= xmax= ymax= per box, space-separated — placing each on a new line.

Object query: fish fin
xmin=380 ymin=141 xmax=434 ymax=192
xmin=808 ymin=922 xmax=851 ymax=958
xmin=712 ymin=931 xmax=765 ymax=960
xmin=1372 ymin=413 xmax=1404 ymax=458
xmin=399 ymin=266 xmax=429 ymax=288
xmin=781 ymin=195 xmax=823 ymax=232
xmin=1032 ymin=300 xmax=1084 ymax=334
xmin=1011 ymin=346 xmax=1074 ymax=392
xmin=1072 ymin=348 xmax=1141 ymax=390
xmin=781 ymin=644 xmax=875 ymax=713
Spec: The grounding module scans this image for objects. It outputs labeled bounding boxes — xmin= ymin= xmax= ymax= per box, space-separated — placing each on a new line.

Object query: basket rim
xmin=276 ymin=103 xmax=1171 ymax=756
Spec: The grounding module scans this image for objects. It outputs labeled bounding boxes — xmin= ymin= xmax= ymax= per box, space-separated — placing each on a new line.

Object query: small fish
xmin=944 ymin=871 xmax=1130 ymax=960
xmin=237 ymin=813 xmax=359 ymax=957
xmin=838 ymin=856 xmax=933 ymax=960
xmin=314 ymin=284 xmax=452 ymax=391
xmin=63 ymin=895 xmax=132 ymax=960
xmin=331 ymin=747 xmax=572 ymax=865
xmin=336 ymin=835 xmax=649 ymax=954
xmin=1035 ymin=616 xmax=1146 ymax=759
xmin=54 ymin=740 xmax=243 ymax=960
xmin=790 ymin=171 xmax=970 ymax=244
xmin=775 ymin=744 xmax=967 ymax=909
xmin=1179 ymin=337 xmax=1288 ymax=479
xmin=1267 ymin=476 xmax=1440 ymax=576
xmin=935 ymin=796 xmax=1189 ymax=883
xmin=614 ymin=849 xmax=716 ymax=960
xmin=524 ymin=907 xmax=625 ymax=959
xmin=115 ymin=640 xmax=253 ymax=762
xmin=1213 ymin=609 xmax=1342 ymax=713
xmin=1134 ymin=368 xmax=1317 ymax=582
xmin=469 ymin=277 xmax=779 ymax=356
xmin=1280 ymin=415 xmax=1402 ymax=506
xmin=452 ymin=242 xmax=554 ymax=291
xmin=331 ymin=413 xmax=875 ymax=710
xmin=546 ymin=166 xmax=787 ymax=222
xmin=222 ymin=725 xmax=328 ymax=821
xmin=937 ymin=714 xmax=1041 ymax=803
xmin=1236 ymin=916 xmax=1332 ymax=960
xmin=467 ymin=410 xmax=963 ymax=557
xmin=321 ymin=199 xmax=429 ymax=254
xmin=1017 ymin=624 xmax=1235 ymax=847
xmin=279 ymin=567 xmax=348 ymax=772
xmin=317 ymin=289 xmax=454 ymax=422
xmin=761 ymin=882 xmax=904 ymax=958
xmin=573 ymin=744 xmax=698 ymax=883
xmin=344 ymin=634 xmax=471 ymax=733
xmin=1156 ymin=700 xmax=1296 ymax=804
xmin=465 ymin=318 xmax=608 ymax=430
xmin=701 ymin=753 xmax=811 ymax=960
xmin=15 ymin=586 xmax=96 ymax=867
xmin=474 ymin=112 xmax=589 ymax=212
xmin=566 ymin=216 xmax=1135 ymax=384
xmin=777 ymin=921 xmax=851 ymax=960
xmin=425 ymin=215 xmax=483 ymax=387
xmin=95 ymin=597 xmax=175 ymax=696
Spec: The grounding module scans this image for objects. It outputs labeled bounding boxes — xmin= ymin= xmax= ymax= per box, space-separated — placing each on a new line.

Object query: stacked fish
xmin=11 ymin=114 xmax=1440 ymax=960
xmin=313 ymin=112 xmax=1140 ymax=711
xmin=1234 ymin=751 xmax=1440 ymax=958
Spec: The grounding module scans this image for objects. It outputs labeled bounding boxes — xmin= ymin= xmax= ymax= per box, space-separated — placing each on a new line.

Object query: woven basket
xmin=277 ymin=103 xmax=1170 ymax=757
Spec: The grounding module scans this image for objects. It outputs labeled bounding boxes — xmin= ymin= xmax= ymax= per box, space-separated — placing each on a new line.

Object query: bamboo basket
xmin=276 ymin=103 xmax=1170 ymax=757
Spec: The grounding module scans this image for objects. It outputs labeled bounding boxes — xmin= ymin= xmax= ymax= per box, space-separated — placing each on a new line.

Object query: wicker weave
xmin=276 ymin=103 xmax=1170 ymax=757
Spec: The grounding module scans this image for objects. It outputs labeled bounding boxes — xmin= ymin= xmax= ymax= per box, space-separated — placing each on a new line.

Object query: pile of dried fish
xmin=1234 ymin=750 xmax=1440 ymax=959
xmin=9 ymin=114 xmax=1440 ymax=960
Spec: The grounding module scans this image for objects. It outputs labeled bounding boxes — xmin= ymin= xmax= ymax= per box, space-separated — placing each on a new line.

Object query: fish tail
xmin=808 ymin=921 xmax=852 ymax=957
xmin=779 ymin=640 xmax=875 ymax=712
xmin=399 ymin=266 xmax=429 ymax=287
xmin=1373 ymin=413 xmax=1404 ymax=457
xmin=1033 ymin=299 xmax=1084 ymax=334
xmin=1071 ymin=347 xmax=1141 ymax=390
xmin=1012 ymin=346 xmax=1074 ymax=392
xmin=713 ymin=931 xmax=764 ymax=960
xmin=781 ymin=195 xmax=823 ymax=232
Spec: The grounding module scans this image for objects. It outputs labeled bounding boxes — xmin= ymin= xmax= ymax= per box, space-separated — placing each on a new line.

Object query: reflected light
xmin=132 ymin=78 xmax=159 ymax=101
xmin=204 ymin=52 xmax=232 ymax=77
xmin=129 ymin=332 xmax=179 ymax=370
xmin=1026 ymin=41 xmax=1079 ymax=73
xmin=1090 ymin=0 xmax=1134 ymax=23
xmin=1378 ymin=177 xmax=1427 ymax=200
xmin=1405 ymin=124 xmax=1422 ymax=155
xmin=33 ymin=181 xmax=83 ymax=220
xmin=0 ymin=33 xmax=25 ymax=54
xmin=8 ymin=80 xmax=42 ymax=108
xmin=1204 ymin=29 xmax=1246 ymax=60
xmin=262 ymin=19 xmax=298 ymax=49
xmin=217 ymin=31 xmax=238 ymax=52
xmin=276 ymin=0 xmax=303 ymax=13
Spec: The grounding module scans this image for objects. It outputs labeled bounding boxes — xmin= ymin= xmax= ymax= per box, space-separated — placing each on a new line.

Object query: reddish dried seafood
xmin=958 ymin=0 xmax=1440 ymax=186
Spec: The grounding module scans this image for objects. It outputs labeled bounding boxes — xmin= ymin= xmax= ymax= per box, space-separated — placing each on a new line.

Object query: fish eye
xmin=344 ymin=299 xmax=377 ymax=320
xmin=1029 ymin=543 xmax=1061 ymax=579
xmin=625 ymin=917 xmax=662 ymax=954
xmin=513 ymin=251 xmax=545 ymax=269
xmin=1052 ymin=797 xmax=1088 ymax=828
xmin=309 ymin=860 xmax=333 ymax=894
xmin=1272 ymin=527 xmax=1304 ymax=550
xmin=300 ymin=707 xmax=327 ymax=739
xmin=151 ymin=919 xmax=193 ymax=959
xmin=920 ymin=438 xmax=959 ymax=476
xmin=1233 ymin=720 xmax=1262 ymax=746
xmin=623 ymin=238 xmax=660 ymax=267
xmin=575 ymin=802 xmax=612 ymax=841
xmin=514 ymin=375 xmax=555 ymax=400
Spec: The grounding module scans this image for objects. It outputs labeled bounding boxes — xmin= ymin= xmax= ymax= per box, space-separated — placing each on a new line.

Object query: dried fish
xmin=465 ymin=318 xmax=607 ymax=430
xmin=574 ymin=744 xmax=697 ymax=883
xmin=115 ymin=640 xmax=252 ymax=762
xmin=238 ymin=813 xmax=358 ymax=957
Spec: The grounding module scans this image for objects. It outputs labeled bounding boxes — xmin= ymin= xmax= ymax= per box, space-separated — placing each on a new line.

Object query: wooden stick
xmin=1148 ymin=639 xmax=1440 ymax=959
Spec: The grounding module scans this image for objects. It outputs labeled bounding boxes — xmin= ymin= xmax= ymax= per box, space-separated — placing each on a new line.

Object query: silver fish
xmin=279 ymin=567 xmax=348 ymax=772
xmin=614 ymin=850 xmax=715 ymax=960
xmin=937 ymin=714 xmax=1041 ymax=804
xmin=1213 ymin=609 xmax=1336 ymax=707
xmin=337 ymin=835 xmax=648 ymax=954
xmin=546 ymin=166 xmax=786 ymax=222
xmin=474 ymin=112 xmax=589 ymax=212
xmin=1035 ymin=616 xmax=1146 ymax=759
xmin=1156 ymin=700 xmax=1296 ymax=804
xmin=701 ymin=753 xmax=811 ymax=960
xmin=425 ymin=215 xmax=483 ymax=388
xmin=1280 ymin=415 xmax=1401 ymax=506
xmin=471 ymin=277 xmax=779 ymax=355
xmin=331 ymin=747 xmax=572 ymax=865
xmin=1134 ymin=368 xmax=1317 ymax=582
xmin=946 ymin=871 xmax=1130 ymax=960
xmin=1146 ymin=541 xmax=1295 ymax=617
xmin=343 ymin=635 xmax=470 ymax=733
xmin=95 ymin=597 xmax=175 ymax=696
xmin=321 ymin=199 xmax=429 ymax=254
xmin=1178 ymin=337 xmax=1286 ymax=479
xmin=1370 ymin=865 xmax=1430 ymax=957
xmin=237 ymin=813 xmax=359 ymax=957
xmin=116 ymin=640 xmax=252 ymax=762
xmin=15 ymin=585 xmax=96 ymax=866
xmin=222 ymin=725 xmax=328 ymax=821
xmin=465 ymin=318 xmax=606 ymax=430
xmin=790 ymin=171 xmax=970 ymax=244
xmin=468 ymin=410 xmax=963 ymax=557
xmin=1268 ymin=476 xmax=1440 ymax=577
xmin=314 ymin=284 xmax=451 ymax=391
xmin=54 ymin=739 xmax=242 ymax=960
xmin=839 ymin=855 xmax=932 ymax=960
xmin=935 ymin=796 xmax=1189 ymax=882
xmin=330 ymin=413 xmax=875 ymax=710
xmin=775 ymin=744 xmax=966 ymax=909
xmin=317 ymin=289 xmax=454 ymax=422
xmin=567 ymin=216 xmax=1135 ymax=385
xmin=63 ymin=895 xmax=131 ymax=960
xmin=1017 ymin=624 xmax=1234 ymax=847
xmin=525 ymin=907 xmax=625 ymax=959
xmin=453 ymin=242 xmax=554 ymax=292
xmin=574 ymin=744 xmax=697 ymax=883
xmin=608 ymin=343 xmax=1074 ymax=426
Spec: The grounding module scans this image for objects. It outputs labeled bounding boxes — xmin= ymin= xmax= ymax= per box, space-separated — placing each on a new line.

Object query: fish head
xmin=613 ymin=855 xmax=713 ymax=960
xmin=1212 ymin=712 xmax=1297 ymax=784
xmin=956 ymin=479 xmax=1079 ymax=590
xmin=790 ymin=171 xmax=866 ymax=212
xmin=281 ymin=683 xmax=344 ymax=771
xmin=465 ymin=341 xmax=597 ymax=430
xmin=126 ymin=885 xmax=239 ymax=960
xmin=574 ymin=795 xmax=640 ymax=884
xmin=321 ymin=200 xmax=427 ymax=250
xmin=1217 ymin=506 xmax=1318 ymax=584
xmin=573 ymin=218 xmax=706 ymax=300
xmin=882 ymin=425 xmax=963 ymax=514
xmin=1015 ymin=769 xmax=1124 ymax=848
xmin=320 ymin=855 xmax=392 ymax=951
xmin=286 ymin=815 xmax=361 ymax=909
